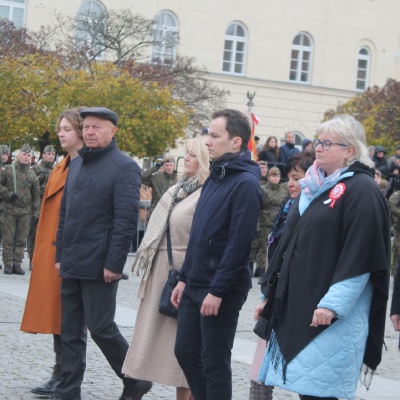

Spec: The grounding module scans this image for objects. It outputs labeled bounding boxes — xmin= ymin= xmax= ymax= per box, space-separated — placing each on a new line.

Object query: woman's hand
xmin=310 ymin=307 xmax=336 ymax=327
xmin=254 ymin=300 xmax=267 ymax=320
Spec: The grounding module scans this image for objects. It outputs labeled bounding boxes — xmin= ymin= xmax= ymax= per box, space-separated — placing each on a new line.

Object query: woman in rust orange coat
xmin=20 ymin=108 xmax=84 ymax=397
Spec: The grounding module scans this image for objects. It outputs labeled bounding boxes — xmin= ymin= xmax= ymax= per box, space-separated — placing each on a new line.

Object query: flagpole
xmin=246 ymin=92 xmax=257 ymax=160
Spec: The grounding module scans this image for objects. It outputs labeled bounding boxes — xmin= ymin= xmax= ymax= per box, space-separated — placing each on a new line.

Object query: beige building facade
xmin=3 ymin=0 xmax=400 ymax=145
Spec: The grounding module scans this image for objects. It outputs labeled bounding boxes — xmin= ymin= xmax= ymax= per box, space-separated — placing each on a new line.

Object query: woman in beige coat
xmin=122 ymin=136 xmax=210 ymax=400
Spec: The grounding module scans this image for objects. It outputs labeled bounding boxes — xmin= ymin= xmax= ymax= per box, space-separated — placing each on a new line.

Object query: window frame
xmin=0 ymin=0 xmax=25 ymax=27
xmin=76 ymin=0 xmax=106 ymax=59
xmin=289 ymin=32 xmax=313 ymax=84
xmin=222 ymin=22 xmax=247 ymax=76
xmin=356 ymin=46 xmax=371 ymax=92
xmin=151 ymin=11 xmax=178 ymax=65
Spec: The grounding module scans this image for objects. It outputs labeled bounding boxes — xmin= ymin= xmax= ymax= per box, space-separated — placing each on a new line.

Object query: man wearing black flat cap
xmin=54 ymin=107 xmax=151 ymax=400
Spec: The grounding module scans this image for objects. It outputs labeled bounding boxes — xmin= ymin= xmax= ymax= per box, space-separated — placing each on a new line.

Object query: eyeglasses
xmin=312 ymin=139 xmax=348 ymax=151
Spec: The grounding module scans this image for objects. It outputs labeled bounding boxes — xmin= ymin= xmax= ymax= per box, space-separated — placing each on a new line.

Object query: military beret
xmin=20 ymin=143 xmax=31 ymax=153
xmin=44 ymin=145 xmax=56 ymax=153
xmin=80 ymin=107 xmax=118 ymax=127
xmin=161 ymin=155 xmax=175 ymax=163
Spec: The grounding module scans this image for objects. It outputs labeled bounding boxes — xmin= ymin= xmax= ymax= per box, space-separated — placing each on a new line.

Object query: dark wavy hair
xmin=285 ymin=151 xmax=315 ymax=174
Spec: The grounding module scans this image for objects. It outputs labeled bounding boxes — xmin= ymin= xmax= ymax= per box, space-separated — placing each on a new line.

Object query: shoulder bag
xmin=159 ymin=225 xmax=179 ymax=318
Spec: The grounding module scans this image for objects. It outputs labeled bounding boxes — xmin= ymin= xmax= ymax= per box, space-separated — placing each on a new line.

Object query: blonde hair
xmin=316 ymin=114 xmax=374 ymax=168
xmin=184 ymin=136 xmax=210 ymax=185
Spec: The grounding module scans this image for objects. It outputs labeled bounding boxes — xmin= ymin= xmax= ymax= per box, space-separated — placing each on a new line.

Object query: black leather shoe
xmin=31 ymin=378 xmax=62 ymax=395
xmin=119 ymin=380 xmax=152 ymax=400
xmin=50 ymin=396 xmax=81 ymax=400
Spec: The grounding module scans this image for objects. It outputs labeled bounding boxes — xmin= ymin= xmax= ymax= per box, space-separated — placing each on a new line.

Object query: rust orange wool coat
xmin=20 ymin=155 xmax=70 ymax=335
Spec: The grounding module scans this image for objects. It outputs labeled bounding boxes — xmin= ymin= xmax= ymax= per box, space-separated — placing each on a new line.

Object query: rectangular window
xmin=0 ymin=0 xmax=25 ymax=27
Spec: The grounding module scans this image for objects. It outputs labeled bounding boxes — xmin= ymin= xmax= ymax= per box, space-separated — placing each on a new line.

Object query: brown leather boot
xmin=4 ymin=264 xmax=12 ymax=274
xmin=12 ymin=264 xmax=25 ymax=275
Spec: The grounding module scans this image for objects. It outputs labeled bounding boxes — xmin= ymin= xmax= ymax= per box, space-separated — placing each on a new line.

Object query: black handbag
xmin=253 ymin=274 xmax=279 ymax=340
xmin=159 ymin=225 xmax=179 ymax=318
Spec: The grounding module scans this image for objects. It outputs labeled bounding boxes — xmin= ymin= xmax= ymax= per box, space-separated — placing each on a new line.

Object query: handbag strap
xmin=166 ymin=224 xmax=173 ymax=269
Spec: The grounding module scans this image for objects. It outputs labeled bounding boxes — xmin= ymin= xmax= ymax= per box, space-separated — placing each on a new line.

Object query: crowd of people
xmin=0 ymin=109 xmax=399 ymax=400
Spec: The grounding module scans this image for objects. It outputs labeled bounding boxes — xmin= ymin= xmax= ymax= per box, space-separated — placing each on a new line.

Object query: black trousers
xmin=55 ymin=279 xmax=130 ymax=398
xmin=174 ymin=286 xmax=247 ymax=400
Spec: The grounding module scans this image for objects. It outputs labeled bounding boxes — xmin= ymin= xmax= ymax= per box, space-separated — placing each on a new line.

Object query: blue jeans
xmin=174 ymin=285 xmax=248 ymax=400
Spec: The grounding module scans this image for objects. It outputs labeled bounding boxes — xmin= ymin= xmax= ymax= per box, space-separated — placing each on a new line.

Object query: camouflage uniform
xmin=27 ymin=157 xmax=54 ymax=262
xmin=389 ymin=190 xmax=400 ymax=276
xmin=249 ymin=175 xmax=269 ymax=269
xmin=255 ymin=181 xmax=288 ymax=271
xmin=0 ymin=145 xmax=11 ymax=269
xmin=0 ymin=157 xmax=40 ymax=274
xmin=141 ymin=165 xmax=178 ymax=217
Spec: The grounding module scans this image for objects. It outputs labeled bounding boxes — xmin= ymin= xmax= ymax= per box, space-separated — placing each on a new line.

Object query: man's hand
xmin=390 ymin=314 xmax=400 ymax=331
xmin=171 ymin=282 xmax=186 ymax=309
xmin=310 ymin=307 xmax=336 ymax=327
xmin=55 ymin=263 xmax=60 ymax=270
xmin=200 ymin=293 xmax=222 ymax=316
xmin=104 ymin=268 xmax=122 ymax=283
xmin=254 ymin=300 xmax=267 ymax=320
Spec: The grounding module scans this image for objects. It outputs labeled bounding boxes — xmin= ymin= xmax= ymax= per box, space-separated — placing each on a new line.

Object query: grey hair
xmin=316 ymin=114 xmax=374 ymax=168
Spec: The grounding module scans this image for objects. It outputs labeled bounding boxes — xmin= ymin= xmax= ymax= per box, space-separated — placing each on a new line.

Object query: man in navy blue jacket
xmin=54 ymin=108 xmax=151 ymax=400
xmin=172 ymin=109 xmax=262 ymax=400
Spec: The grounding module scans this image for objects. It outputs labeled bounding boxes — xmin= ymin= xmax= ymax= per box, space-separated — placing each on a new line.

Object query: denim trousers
xmin=175 ymin=285 xmax=248 ymax=400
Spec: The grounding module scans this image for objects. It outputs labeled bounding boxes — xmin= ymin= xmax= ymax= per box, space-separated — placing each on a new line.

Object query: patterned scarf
xmin=132 ymin=175 xmax=202 ymax=279
xmin=298 ymin=161 xmax=348 ymax=214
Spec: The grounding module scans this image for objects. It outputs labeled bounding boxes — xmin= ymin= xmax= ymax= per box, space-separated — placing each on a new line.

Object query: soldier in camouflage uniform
xmin=0 ymin=144 xmax=40 ymax=275
xmin=249 ymin=161 xmax=269 ymax=275
xmin=27 ymin=145 xmax=55 ymax=269
xmin=389 ymin=190 xmax=400 ymax=276
xmin=0 ymin=145 xmax=11 ymax=270
xmin=141 ymin=155 xmax=178 ymax=218
xmin=255 ymin=167 xmax=288 ymax=280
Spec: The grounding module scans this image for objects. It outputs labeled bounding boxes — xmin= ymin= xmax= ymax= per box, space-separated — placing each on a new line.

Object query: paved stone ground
xmin=1 ymin=253 xmax=399 ymax=399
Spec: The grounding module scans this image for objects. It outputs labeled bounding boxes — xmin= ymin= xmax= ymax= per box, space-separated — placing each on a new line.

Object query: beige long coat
xmin=122 ymin=188 xmax=201 ymax=388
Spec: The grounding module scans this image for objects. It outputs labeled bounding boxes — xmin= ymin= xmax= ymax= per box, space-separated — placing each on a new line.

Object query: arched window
xmin=151 ymin=11 xmax=178 ymax=65
xmin=289 ymin=33 xmax=313 ymax=83
xmin=76 ymin=0 xmax=106 ymax=57
xmin=222 ymin=22 xmax=247 ymax=75
xmin=356 ymin=47 xmax=370 ymax=91
xmin=0 ymin=0 xmax=25 ymax=27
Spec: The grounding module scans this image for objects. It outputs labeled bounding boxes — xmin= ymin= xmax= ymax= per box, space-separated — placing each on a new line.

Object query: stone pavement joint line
xmin=0 ymin=254 xmax=400 ymax=399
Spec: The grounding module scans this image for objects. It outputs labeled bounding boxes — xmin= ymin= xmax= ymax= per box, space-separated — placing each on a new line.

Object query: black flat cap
xmin=80 ymin=107 xmax=118 ymax=127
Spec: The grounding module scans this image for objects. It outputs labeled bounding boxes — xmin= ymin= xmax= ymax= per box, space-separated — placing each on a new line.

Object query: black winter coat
xmin=56 ymin=139 xmax=141 ymax=279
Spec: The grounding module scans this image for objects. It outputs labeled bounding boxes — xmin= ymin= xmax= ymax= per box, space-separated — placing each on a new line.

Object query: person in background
xmin=0 ymin=144 xmax=40 ymax=275
xmin=21 ymin=108 xmax=85 ymax=397
xmin=122 ymin=137 xmax=209 ymax=400
xmin=388 ymin=145 xmax=400 ymax=170
xmin=258 ymin=136 xmax=279 ymax=168
xmin=172 ymin=109 xmax=262 ymax=400
xmin=278 ymin=132 xmax=299 ymax=180
xmin=390 ymin=265 xmax=400 ymax=332
xmin=250 ymin=152 xmax=314 ymax=400
xmin=301 ymin=138 xmax=314 ymax=153
xmin=249 ymin=161 xmax=269 ymax=276
xmin=27 ymin=144 xmax=56 ymax=270
xmin=254 ymin=167 xmax=287 ymax=282
xmin=256 ymin=115 xmax=390 ymax=400
xmin=142 ymin=155 xmax=178 ymax=218
xmin=372 ymin=145 xmax=390 ymax=180
xmin=0 ymin=145 xmax=10 ymax=269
